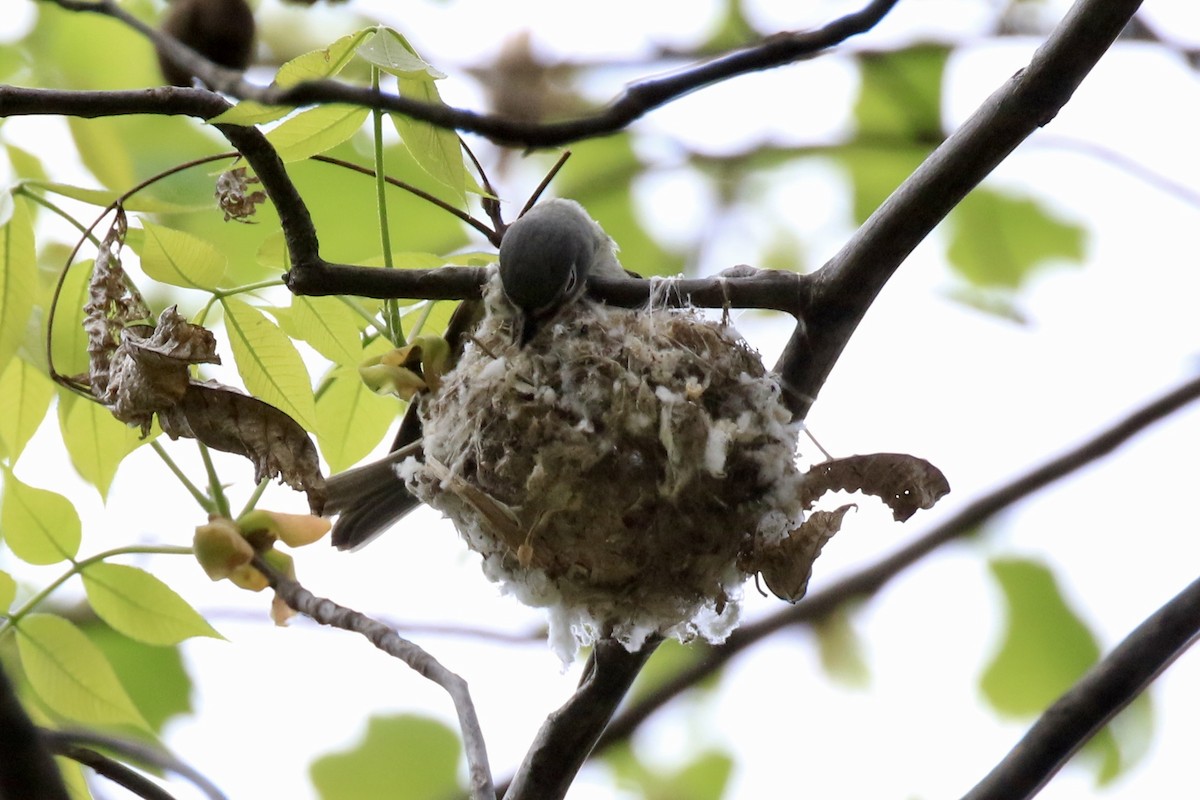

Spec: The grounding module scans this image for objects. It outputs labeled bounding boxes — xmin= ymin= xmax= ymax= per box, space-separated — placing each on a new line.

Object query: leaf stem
xmin=0 ymin=545 xmax=193 ymax=638
xmin=198 ymin=443 xmax=231 ymax=519
xmin=372 ymin=66 xmax=404 ymax=347
xmin=150 ymin=440 xmax=214 ymax=513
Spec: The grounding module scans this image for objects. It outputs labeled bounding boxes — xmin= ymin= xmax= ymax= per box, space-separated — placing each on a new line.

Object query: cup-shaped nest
xmin=406 ymin=276 xmax=805 ymax=656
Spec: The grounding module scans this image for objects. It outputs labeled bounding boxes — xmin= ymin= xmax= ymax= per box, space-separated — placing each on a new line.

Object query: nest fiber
xmin=406 ymin=275 xmax=805 ymax=656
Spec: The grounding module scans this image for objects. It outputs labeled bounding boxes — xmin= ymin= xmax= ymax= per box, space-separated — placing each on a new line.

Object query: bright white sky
xmin=4 ymin=1 xmax=1200 ymax=799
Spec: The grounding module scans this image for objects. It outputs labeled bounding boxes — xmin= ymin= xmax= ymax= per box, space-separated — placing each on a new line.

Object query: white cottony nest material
xmin=406 ymin=273 xmax=806 ymax=659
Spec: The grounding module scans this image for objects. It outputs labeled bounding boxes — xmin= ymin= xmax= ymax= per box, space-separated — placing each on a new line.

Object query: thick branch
xmin=52 ymin=0 xmax=900 ymax=148
xmin=960 ymin=574 xmax=1200 ymax=800
xmin=777 ymin=0 xmax=1145 ymax=417
xmin=596 ymin=372 xmax=1200 ymax=754
xmin=503 ymin=637 xmax=661 ymax=800
xmin=252 ymin=556 xmax=494 ymax=800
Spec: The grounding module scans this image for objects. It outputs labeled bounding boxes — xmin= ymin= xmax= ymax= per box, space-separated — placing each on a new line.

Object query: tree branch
xmin=47 ymin=0 xmax=901 ymax=147
xmin=502 ymin=637 xmax=661 ymax=800
xmin=0 ymin=661 xmax=70 ymax=800
xmin=960 ymin=573 xmax=1200 ymax=800
xmin=595 ymin=371 xmax=1200 ymax=754
xmin=250 ymin=555 xmax=494 ymax=800
xmin=37 ymin=729 xmax=227 ymax=800
xmin=777 ymin=0 xmax=1146 ymax=417
xmin=44 ymin=741 xmax=178 ymax=800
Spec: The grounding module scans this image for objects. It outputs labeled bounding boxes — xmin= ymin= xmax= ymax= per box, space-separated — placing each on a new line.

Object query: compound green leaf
xmin=82 ymin=562 xmax=221 ymax=646
xmin=267 ymin=104 xmax=370 ymax=163
xmin=317 ymin=367 xmax=398 ymax=473
xmin=222 ymin=297 xmax=318 ymax=432
xmin=58 ymin=391 xmax=148 ymax=499
xmin=0 ymin=470 xmax=81 ymax=565
xmin=28 ymin=181 xmax=198 ymax=213
xmin=311 ymin=715 xmax=460 ymax=800
xmin=0 ymin=194 xmax=36 ymax=376
xmin=947 ymin=189 xmax=1086 ymax=288
xmin=0 ymin=357 xmax=55 ymax=462
xmin=138 ymin=221 xmax=227 ymax=291
xmin=15 ymin=614 xmax=148 ymax=730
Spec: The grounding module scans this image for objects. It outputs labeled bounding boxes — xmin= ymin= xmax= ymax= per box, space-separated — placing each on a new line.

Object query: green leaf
xmin=854 ymin=45 xmax=948 ymax=141
xmin=814 ymin=605 xmax=871 ymax=688
xmin=28 ymin=181 xmax=199 ymax=214
xmin=49 ymin=258 xmax=94 ymax=379
xmin=277 ymin=28 xmax=376 ymax=89
xmin=606 ymin=743 xmax=734 ymax=800
xmin=946 ymin=189 xmax=1087 ymax=288
xmin=137 ymin=221 xmax=228 ymax=291
xmin=66 ymin=117 xmax=136 ymax=191
xmin=221 ymin=297 xmax=318 ymax=432
xmin=58 ymin=391 xmax=149 ymax=498
xmin=15 ymin=614 xmax=149 ymax=730
xmin=0 ymin=357 xmax=55 ymax=462
xmin=310 ymin=715 xmax=460 ymax=800
xmin=84 ymin=620 xmax=194 ymax=734
xmin=840 ymin=143 xmax=930 ymax=224
xmin=207 ymin=99 xmax=292 ymax=127
xmin=629 ymin=638 xmax=719 ymax=703
xmin=390 ymin=93 xmax=467 ymax=203
xmin=0 ymin=470 xmax=81 ymax=565
xmin=358 ymin=28 xmax=446 ymax=78
xmin=284 ymin=296 xmax=363 ymax=366
xmin=0 ymin=194 xmax=36 ymax=376
xmin=82 ymin=563 xmax=222 ymax=646
xmin=984 ymin=557 xmax=1154 ymax=785
xmin=982 ymin=557 xmax=1101 ymax=715
xmin=267 ymin=104 xmax=370 ymax=163
xmin=0 ymin=569 xmax=16 ymax=612
xmin=317 ymin=367 xmax=399 ymax=473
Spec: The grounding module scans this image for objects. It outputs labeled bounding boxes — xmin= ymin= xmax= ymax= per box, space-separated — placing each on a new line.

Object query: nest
xmin=405 ymin=274 xmax=805 ymax=657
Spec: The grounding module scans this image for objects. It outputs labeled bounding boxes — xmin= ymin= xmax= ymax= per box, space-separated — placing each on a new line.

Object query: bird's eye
xmin=563 ymin=265 xmax=578 ymax=295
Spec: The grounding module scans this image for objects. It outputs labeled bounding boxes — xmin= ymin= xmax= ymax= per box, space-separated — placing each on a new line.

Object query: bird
xmin=325 ymin=199 xmax=622 ymax=550
xmin=499 ymin=198 xmax=624 ymax=345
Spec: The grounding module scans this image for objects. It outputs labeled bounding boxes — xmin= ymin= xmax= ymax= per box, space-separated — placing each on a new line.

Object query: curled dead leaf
xmin=159 ymin=382 xmax=326 ymax=514
xmin=215 ymin=167 xmax=268 ymax=223
xmin=752 ymin=505 xmax=855 ymax=603
xmin=799 ymin=453 xmax=949 ymax=521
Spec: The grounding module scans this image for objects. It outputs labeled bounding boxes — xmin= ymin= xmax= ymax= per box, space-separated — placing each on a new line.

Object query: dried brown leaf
xmin=799 ymin=453 xmax=950 ymax=521
xmin=85 ymin=209 xmax=151 ymax=395
xmin=755 ymin=505 xmax=855 ymax=603
xmin=215 ymin=167 xmax=268 ymax=223
xmin=159 ymin=382 xmax=326 ymax=513
xmin=101 ymin=306 xmax=220 ymax=435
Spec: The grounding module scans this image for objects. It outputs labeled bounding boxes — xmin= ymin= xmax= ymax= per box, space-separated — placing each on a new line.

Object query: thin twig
xmin=594 ymin=371 xmax=1200 ymax=754
xmin=251 ymin=555 xmax=495 ymax=800
xmin=960 ymin=574 xmax=1200 ymax=800
xmin=38 ymin=728 xmax=227 ymax=800
xmin=46 ymin=742 xmax=178 ymax=800
xmin=47 ymin=0 xmax=902 ymax=147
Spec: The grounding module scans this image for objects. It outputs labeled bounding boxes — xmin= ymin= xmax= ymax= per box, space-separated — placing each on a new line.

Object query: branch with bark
xmin=250 ymin=555 xmax=495 ymax=800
